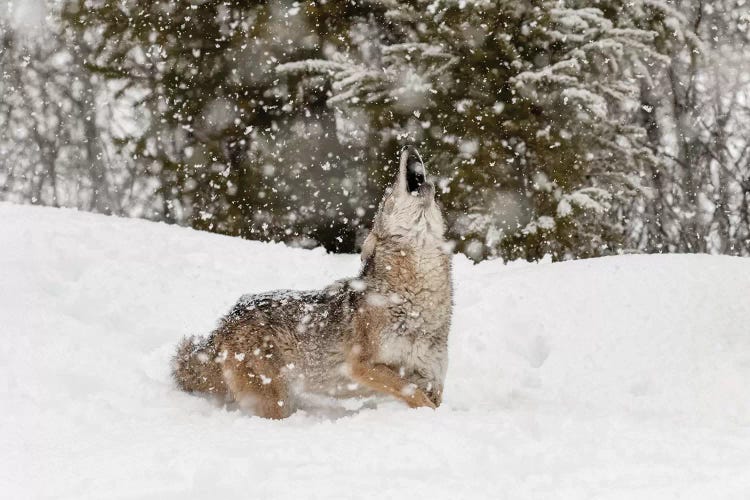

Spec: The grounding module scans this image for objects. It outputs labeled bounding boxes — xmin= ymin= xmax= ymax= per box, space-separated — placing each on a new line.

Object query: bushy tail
xmin=171 ymin=335 xmax=226 ymax=395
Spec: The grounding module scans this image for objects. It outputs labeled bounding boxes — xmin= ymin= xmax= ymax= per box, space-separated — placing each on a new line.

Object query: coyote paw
xmin=402 ymin=384 xmax=436 ymax=409
xmin=426 ymin=388 xmax=442 ymax=408
xmin=411 ymin=393 xmax=437 ymax=409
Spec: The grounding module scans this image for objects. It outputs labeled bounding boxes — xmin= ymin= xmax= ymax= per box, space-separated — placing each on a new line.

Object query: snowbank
xmin=2 ymin=203 xmax=749 ymax=499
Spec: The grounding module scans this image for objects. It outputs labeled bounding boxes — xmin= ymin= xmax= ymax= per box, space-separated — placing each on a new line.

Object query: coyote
xmin=172 ymin=146 xmax=452 ymax=419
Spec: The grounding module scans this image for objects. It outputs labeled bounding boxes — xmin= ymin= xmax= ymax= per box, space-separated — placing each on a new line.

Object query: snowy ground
xmin=2 ymin=203 xmax=750 ymax=499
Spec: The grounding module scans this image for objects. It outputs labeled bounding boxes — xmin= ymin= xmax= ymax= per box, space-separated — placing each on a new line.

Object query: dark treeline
xmin=1 ymin=1 xmax=749 ymax=260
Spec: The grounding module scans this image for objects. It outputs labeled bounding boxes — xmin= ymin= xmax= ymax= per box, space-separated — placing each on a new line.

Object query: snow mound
xmin=2 ymin=203 xmax=749 ymax=499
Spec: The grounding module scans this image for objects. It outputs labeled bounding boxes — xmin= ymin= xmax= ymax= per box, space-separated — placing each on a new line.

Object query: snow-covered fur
xmin=172 ymin=146 xmax=452 ymax=419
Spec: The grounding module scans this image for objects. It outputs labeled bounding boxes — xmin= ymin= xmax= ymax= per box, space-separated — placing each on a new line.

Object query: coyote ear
xmin=361 ymin=231 xmax=376 ymax=262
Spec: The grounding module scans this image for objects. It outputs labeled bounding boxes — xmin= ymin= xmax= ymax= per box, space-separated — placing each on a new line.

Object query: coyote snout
xmin=172 ymin=146 xmax=453 ymax=419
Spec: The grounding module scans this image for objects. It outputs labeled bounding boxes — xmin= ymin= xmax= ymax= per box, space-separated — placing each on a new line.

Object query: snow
xmin=2 ymin=203 xmax=750 ymax=499
xmin=1 ymin=0 xmax=47 ymax=30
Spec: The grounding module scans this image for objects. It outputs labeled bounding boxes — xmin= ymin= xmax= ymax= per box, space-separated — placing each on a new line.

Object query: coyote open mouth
xmin=404 ymin=146 xmax=426 ymax=195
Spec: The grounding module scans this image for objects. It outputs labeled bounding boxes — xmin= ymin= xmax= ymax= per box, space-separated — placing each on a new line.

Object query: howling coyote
xmin=172 ymin=146 xmax=452 ymax=418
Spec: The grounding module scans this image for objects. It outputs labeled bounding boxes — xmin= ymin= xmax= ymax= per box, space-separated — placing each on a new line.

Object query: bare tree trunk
xmin=71 ymin=30 xmax=114 ymax=214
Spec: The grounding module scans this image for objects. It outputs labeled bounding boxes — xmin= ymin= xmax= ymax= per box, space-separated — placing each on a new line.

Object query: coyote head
xmin=362 ymin=146 xmax=446 ymax=260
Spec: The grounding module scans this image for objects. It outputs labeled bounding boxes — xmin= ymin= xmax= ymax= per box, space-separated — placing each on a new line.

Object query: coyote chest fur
xmin=172 ymin=147 xmax=453 ymax=419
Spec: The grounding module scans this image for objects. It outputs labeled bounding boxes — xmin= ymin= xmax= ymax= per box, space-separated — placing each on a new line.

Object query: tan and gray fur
xmin=172 ymin=146 xmax=452 ymax=419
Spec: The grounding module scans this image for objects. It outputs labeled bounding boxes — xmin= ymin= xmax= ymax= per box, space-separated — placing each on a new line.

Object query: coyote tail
xmin=171 ymin=336 xmax=226 ymax=395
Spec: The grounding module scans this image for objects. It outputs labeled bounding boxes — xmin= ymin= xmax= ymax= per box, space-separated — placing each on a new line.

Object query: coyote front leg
xmin=348 ymin=308 xmax=436 ymax=409
xmin=349 ymin=359 xmax=436 ymax=409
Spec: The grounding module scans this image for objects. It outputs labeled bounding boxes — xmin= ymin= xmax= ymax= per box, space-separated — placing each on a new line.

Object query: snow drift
xmin=2 ymin=203 xmax=749 ymax=499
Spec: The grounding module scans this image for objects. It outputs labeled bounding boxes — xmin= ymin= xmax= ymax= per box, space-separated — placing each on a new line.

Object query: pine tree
xmin=59 ymin=0 xmax=748 ymax=260
xmin=278 ymin=0 xmax=676 ymax=260
xmin=62 ymin=0 xmax=378 ymax=251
